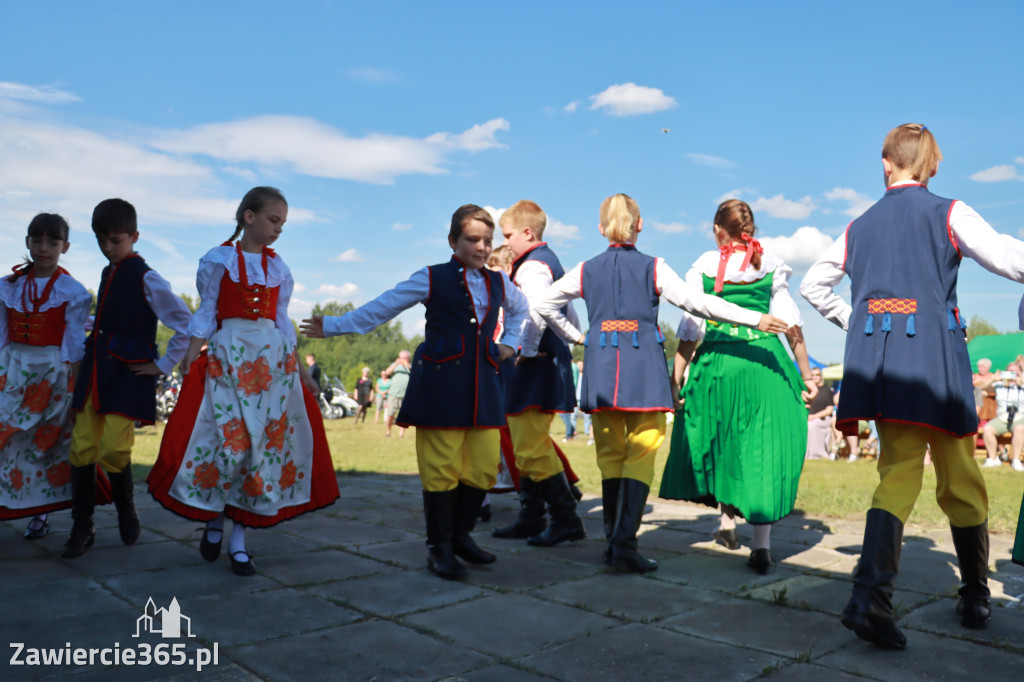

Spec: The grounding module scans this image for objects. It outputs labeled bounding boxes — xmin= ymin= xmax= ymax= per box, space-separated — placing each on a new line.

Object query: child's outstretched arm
xmin=496 ymin=271 xmax=530 ymax=361
xmin=301 ymin=269 xmax=429 ymax=339
xmin=800 ymin=233 xmax=851 ymax=329
xmin=534 ymin=263 xmax=587 ymax=346
xmin=658 ymin=258 xmax=787 ymax=333
xmin=133 ymin=270 xmax=193 ymax=377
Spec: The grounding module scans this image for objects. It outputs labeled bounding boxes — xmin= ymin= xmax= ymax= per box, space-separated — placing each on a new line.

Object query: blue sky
xmin=2 ymin=1 xmax=1023 ymax=362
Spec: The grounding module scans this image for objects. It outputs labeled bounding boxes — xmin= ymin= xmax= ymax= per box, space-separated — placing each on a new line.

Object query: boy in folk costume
xmin=302 ymin=204 xmax=530 ymax=580
xmin=64 ymin=199 xmax=192 ymax=558
xmin=492 ymin=200 xmax=585 ymax=546
xmin=802 ymin=124 xmax=1024 ymax=648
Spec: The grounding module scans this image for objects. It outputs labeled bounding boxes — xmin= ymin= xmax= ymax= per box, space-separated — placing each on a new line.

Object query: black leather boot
xmin=841 ymin=508 xmax=907 ymax=649
xmin=607 ymin=478 xmax=657 ymax=573
xmin=601 ymin=478 xmax=622 ymax=563
xmin=950 ymin=521 xmax=991 ymax=629
xmin=61 ymin=465 xmax=97 ymax=559
xmin=108 ymin=467 xmax=141 ymax=545
xmin=453 ymin=483 xmax=496 ymax=564
xmin=492 ymin=477 xmax=547 ymax=539
xmin=422 ymin=490 xmax=467 ymax=580
xmin=527 ymin=472 xmax=587 ymax=546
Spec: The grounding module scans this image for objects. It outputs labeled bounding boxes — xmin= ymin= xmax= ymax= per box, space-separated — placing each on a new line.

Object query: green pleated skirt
xmin=659 ymin=335 xmax=807 ymax=523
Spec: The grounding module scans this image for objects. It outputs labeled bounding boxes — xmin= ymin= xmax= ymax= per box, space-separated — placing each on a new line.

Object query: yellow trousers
xmin=592 ymin=410 xmax=666 ymax=485
xmin=873 ymin=422 xmax=988 ymax=526
xmin=507 ymin=409 xmax=564 ymax=482
xmin=416 ymin=427 xmax=500 ymax=492
xmin=69 ymin=396 xmax=135 ymax=473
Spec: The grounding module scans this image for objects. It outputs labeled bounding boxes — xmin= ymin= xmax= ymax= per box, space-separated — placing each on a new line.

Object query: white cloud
xmin=651 ymin=221 xmax=694 ymax=234
xmin=1016 ymin=156 xmax=1024 ymax=165
xmin=759 ymin=226 xmax=835 ymax=266
xmin=564 ymin=101 xmax=580 ymax=113
xmin=970 ymin=164 xmax=1020 ymax=182
xmin=0 ymin=82 xmax=80 ymax=104
xmin=392 ymin=222 xmax=412 ymax=231
xmin=546 ymin=219 xmax=582 ymax=243
xmin=686 ymin=153 xmax=736 ymax=169
xmin=824 ymin=187 xmax=874 ymax=218
xmin=292 ymin=282 xmax=307 ymax=293
xmin=714 ymin=188 xmax=755 ymax=205
xmin=316 ymin=283 xmax=360 ymax=299
xmin=153 ymin=115 xmax=510 ymax=184
xmin=589 ymin=83 xmax=677 ymax=117
xmin=750 ymin=194 xmax=817 ymax=220
xmin=332 ymin=248 xmax=365 ymax=263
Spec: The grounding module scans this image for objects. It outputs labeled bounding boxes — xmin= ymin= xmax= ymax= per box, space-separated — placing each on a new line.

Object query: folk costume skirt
xmin=0 ymin=343 xmax=111 ymax=518
xmin=149 ymin=318 xmax=338 ymax=527
xmin=659 ymin=335 xmax=807 ymax=524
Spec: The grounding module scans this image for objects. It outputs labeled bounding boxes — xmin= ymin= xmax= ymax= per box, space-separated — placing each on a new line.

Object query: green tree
xmin=968 ymin=315 xmax=1002 ymax=339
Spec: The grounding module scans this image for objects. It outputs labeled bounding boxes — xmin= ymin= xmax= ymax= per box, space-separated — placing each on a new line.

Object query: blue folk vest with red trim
xmin=72 ymin=255 xmax=159 ymax=424
xmin=579 ymin=245 xmax=672 ymax=412
xmin=504 ymin=243 xmax=577 ymax=414
xmin=397 ymin=258 xmax=506 ymax=428
xmin=840 ymin=184 xmax=977 ymax=437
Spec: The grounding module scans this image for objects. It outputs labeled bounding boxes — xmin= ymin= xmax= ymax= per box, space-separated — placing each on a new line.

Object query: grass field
xmin=131 ymin=411 xmax=1024 ymax=534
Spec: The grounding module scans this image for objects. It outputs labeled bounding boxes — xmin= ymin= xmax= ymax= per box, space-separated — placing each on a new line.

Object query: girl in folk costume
xmin=801 ymin=124 xmax=1024 ymax=648
xmin=659 ymin=199 xmax=816 ymax=575
xmin=0 ymin=214 xmax=106 ymax=538
xmin=149 ymin=187 xmax=339 ymax=576
xmin=536 ymin=194 xmax=788 ymax=573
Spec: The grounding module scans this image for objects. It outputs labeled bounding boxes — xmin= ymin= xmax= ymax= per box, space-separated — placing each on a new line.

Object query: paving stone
xmin=760 ymin=661 xmax=872 ymax=681
xmin=227 ymin=619 xmax=489 ymax=681
xmin=661 ymin=597 xmax=855 ymax=658
xmin=354 ymin=536 xmax=429 ymax=569
xmin=308 ymin=569 xmax=485 ymax=616
xmin=52 ymin=539 xmax=204 ymax=577
xmin=285 ymin=518 xmax=421 ymax=546
xmin=0 ymin=576 xmax=129 ymax=627
xmin=816 ymin=627 xmax=1024 ymax=680
xmin=0 ymin=554 xmax=82 ymax=585
xmin=654 ymin=551 xmax=797 ymax=594
xmin=520 ymin=622 xmax=780 ymax=681
xmin=64 ymin=661 xmax=261 ymax=682
xmin=403 ymin=593 xmax=618 ymax=658
xmin=257 ymin=548 xmax=391 ymax=585
xmin=531 ymin=572 xmax=720 ymax=623
xmin=461 ymin=550 xmax=604 ymax=591
xmin=174 ymin=588 xmax=362 ymax=645
xmin=458 ymin=663 xmax=554 ymax=680
xmin=901 ymin=597 xmax=1024 ymax=651
xmin=102 ymin=563 xmax=279 ymax=606
xmin=745 ymin=574 xmax=932 ymax=618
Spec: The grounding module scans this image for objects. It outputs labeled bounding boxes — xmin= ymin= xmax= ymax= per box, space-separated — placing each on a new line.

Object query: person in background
xmin=805 ymin=368 xmax=834 ymax=460
xmin=978 ymin=362 xmax=1024 ymax=470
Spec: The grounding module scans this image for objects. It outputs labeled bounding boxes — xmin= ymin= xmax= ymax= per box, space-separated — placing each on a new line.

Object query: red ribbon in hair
xmin=713 ymin=233 xmax=763 ymax=293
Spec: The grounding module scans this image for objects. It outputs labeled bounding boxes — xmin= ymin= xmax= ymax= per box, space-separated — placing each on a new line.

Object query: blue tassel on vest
xmin=632 ymin=331 xmax=639 ymax=348
xmin=599 ymin=331 xmax=606 ymax=348
xmin=611 ymin=330 xmax=619 ymax=348
xmin=947 ymin=309 xmax=957 ymax=330
xmin=881 ymin=312 xmax=892 ymax=332
xmin=864 ymin=314 xmax=874 ymax=335
xmin=906 ymin=313 xmax=916 ymax=337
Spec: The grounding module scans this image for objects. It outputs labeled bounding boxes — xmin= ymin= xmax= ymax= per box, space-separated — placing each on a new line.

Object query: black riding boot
xmin=423 ymin=490 xmax=467 ymax=580
xmin=61 ymin=465 xmax=97 ymax=559
xmin=950 ymin=520 xmax=991 ymax=629
xmin=453 ymin=483 xmax=496 ymax=564
xmin=601 ymin=478 xmax=622 ymax=563
xmin=108 ymin=467 xmax=141 ymax=545
xmin=492 ymin=477 xmax=547 ymax=539
xmin=607 ymin=478 xmax=657 ymax=573
xmin=527 ymin=472 xmax=586 ymax=546
xmin=841 ymin=508 xmax=907 ymax=649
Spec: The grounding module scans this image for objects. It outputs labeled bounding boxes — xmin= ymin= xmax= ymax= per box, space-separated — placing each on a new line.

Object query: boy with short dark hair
xmin=62 ymin=198 xmax=192 ymax=558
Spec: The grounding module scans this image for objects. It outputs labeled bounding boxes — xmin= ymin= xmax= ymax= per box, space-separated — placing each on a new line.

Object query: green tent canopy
xmin=967 ymin=332 xmax=1024 ymax=372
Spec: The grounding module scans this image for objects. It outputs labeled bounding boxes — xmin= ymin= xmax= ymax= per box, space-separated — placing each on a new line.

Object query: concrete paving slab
xmin=101 ymin=563 xmax=280 ymax=606
xmin=226 ymin=619 xmax=490 ymax=681
xmin=816 ymin=627 xmax=1024 ymax=680
xmin=174 ymin=588 xmax=363 ymax=645
xmin=654 ymin=551 xmax=797 ymax=593
xmin=760 ymin=661 xmax=873 ymax=681
xmin=403 ymin=593 xmax=619 ymax=659
xmin=520 ymin=622 xmax=781 ymax=681
xmin=258 ymin=547 xmax=391 ymax=585
xmin=459 ymin=663 xmax=554 ymax=680
xmin=64 ymin=661 xmax=261 ymax=682
xmin=0 ymin=576 xmax=129 ymax=627
xmin=232 ymin=528 xmax=329 ymax=558
xmin=462 ymin=551 xmax=604 ymax=591
xmin=285 ymin=518 xmax=421 ymax=547
xmin=354 ymin=536 xmax=429 ymax=569
xmin=531 ymin=572 xmax=720 ymax=623
xmin=54 ymin=539 xmax=203 ymax=577
xmin=0 ymin=554 xmax=84 ymax=585
xmin=308 ymin=568 xmax=485 ymax=616
xmin=900 ymin=597 xmax=1024 ymax=650
xmin=744 ymin=574 xmax=933 ymax=619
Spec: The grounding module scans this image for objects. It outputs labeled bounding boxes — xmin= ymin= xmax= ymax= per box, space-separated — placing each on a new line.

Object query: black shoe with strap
xmin=841 ymin=508 xmax=907 ymax=649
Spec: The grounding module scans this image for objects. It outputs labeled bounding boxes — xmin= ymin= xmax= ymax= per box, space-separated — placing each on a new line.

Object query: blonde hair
xmin=499 ymin=200 xmax=547 ymax=238
xmin=487 ymin=244 xmax=514 ymax=270
xmin=599 ymin=193 xmax=640 ymax=243
xmin=882 ymin=123 xmax=942 ymax=183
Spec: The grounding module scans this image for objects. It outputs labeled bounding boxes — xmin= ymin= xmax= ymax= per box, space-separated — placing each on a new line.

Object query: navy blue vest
xmin=579 ymin=245 xmax=672 ymax=411
xmin=397 ymin=258 xmax=506 ymax=428
xmin=504 ymin=244 xmax=577 ymax=414
xmin=73 ymin=255 xmax=159 ymax=423
xmin=840 ymin=184 xmax=976 ymax=437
